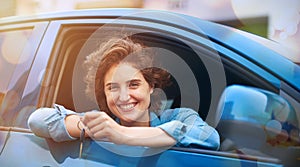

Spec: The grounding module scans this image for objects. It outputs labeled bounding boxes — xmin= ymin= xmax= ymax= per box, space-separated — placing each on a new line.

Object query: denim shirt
xmin=28 ymin=104 xmax=220 ymax=150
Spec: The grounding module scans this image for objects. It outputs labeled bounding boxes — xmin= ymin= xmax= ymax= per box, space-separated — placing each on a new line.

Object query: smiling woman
xmin=27 ymin=35 xmax=220 ymax=150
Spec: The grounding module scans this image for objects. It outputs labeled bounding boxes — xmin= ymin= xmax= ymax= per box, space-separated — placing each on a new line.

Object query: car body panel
xmin=0 ymin=132 xmax=283 ymax=167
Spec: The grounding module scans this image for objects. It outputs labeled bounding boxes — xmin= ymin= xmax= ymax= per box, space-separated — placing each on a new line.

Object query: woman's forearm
xmin=64 ymin=114 xmax=82 ymax=138
xmin=121 ymin=126 xmax=176 ymax=147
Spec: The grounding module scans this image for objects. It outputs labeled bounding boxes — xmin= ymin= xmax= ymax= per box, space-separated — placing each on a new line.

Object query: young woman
xmin=28 ymin=37 xmax=220 ymax=150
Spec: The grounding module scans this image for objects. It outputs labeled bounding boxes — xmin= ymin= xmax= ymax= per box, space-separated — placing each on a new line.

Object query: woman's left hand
xmin=81 ymin=111 xmax=125 ymax=144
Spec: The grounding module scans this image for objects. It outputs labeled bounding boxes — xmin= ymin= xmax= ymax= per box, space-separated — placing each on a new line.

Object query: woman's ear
xmin=150 ymin=84 xmax=154 ymax=94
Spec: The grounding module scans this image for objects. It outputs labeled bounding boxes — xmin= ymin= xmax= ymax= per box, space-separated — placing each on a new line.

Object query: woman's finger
xmin=81 ymin=111 xmax=105 ymax=126
xmin=86 ymin=113 xmax=111 ymax=128
xmin=88 ymin=119 xmax=106 ymax=134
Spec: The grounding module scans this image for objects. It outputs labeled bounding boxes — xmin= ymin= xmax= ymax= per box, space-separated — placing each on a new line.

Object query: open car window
xmin=42 ymin=23 xmax=280 ymax=122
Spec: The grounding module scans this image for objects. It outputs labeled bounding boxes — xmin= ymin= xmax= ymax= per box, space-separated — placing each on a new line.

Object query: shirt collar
xmin=149 ymin=111 xmax=161 ymax=127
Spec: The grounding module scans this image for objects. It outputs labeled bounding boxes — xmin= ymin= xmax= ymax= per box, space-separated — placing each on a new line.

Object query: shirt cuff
xmin=157 ymin=120 xmax=186 ymax=142
xmin=45 ymin=104 xmax=78 ymax=142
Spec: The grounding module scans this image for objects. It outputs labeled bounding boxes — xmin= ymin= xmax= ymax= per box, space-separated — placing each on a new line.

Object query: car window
xmin=0 ymin=29 xmax=32 ymax=126
xmin=0 ymin=22 xmax=48 ymax=128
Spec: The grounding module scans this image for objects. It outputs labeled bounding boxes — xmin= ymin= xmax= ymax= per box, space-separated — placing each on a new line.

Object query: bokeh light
xmin=1 ymin=31 xmax=30 ymax=64
xmin=231 ymin=0 xmax=300 ymax=62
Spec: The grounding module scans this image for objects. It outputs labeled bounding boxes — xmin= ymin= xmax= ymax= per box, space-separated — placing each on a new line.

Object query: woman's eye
xmin=108 ymin=84 xmax=119 ymax=91
xmin=129 ymin=82 xmax=140 ymax=89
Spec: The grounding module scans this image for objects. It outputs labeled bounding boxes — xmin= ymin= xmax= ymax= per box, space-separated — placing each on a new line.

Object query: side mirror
xmin=216 ymin=85 xmax=299 ymax=166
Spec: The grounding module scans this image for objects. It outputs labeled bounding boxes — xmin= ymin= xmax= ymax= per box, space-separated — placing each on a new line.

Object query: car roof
xmin=1 ymin=8 xmax=299 ymax=91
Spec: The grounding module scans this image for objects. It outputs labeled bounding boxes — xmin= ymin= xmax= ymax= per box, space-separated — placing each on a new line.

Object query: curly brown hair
xmin=83 ymin=36 xmax=171 ymax=117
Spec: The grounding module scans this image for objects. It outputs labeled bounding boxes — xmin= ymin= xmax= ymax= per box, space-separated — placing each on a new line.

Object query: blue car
xmin=0 ymin=9 xmax=299 ymax=167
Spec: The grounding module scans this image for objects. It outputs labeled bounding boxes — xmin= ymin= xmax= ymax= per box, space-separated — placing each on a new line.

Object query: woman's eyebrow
xmin=105 ymin=79 xmax=142 ymax=87
xmin=105 ymin=82 xmax=117 ymax=87
xmin=127 ymin=79 xmax=142 ymax=83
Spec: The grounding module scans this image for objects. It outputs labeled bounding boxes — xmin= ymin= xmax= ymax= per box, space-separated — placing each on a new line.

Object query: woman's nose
xmin=119 ymin=88 xmax=130 ymax=101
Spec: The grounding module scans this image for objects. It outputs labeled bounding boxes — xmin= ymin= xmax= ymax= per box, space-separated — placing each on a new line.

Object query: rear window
xmin=0 ymin=29 xmax=32 ymax=126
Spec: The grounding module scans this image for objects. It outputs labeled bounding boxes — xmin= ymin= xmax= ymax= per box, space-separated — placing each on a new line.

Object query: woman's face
xmin=104 ymin=63 xmax=153 ymax=126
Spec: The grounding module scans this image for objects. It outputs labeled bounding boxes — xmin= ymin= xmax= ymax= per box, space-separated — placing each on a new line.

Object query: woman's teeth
xmin=119 ymin=103 xmax=135 ymax=110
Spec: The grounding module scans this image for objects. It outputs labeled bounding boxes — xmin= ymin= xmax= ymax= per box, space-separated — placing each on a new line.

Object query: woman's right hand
xmin=81 ymin=111 xmax=126 ymax=144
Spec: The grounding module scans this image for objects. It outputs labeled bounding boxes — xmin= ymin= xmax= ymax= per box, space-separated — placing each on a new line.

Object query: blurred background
xmin=0 ymin=0 xmax=299 ymax=64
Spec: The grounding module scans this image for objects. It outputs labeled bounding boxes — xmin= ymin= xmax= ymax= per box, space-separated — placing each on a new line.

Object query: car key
xmin=79 ymin=128 xmax=85 ymax=159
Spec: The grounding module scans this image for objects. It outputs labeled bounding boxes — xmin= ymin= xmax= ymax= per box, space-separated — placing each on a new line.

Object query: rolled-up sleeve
xmin=27 ymin=104 xmax=78 ymax=142
xmin=157 ymin=108 xmax=220 ymax=150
